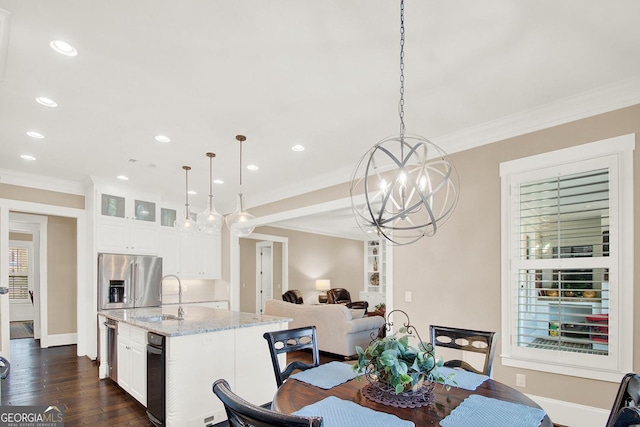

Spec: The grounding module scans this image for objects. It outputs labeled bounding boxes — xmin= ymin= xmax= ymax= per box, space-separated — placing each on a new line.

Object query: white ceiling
xmin=0 ymin=1 xmax=639 ymax=238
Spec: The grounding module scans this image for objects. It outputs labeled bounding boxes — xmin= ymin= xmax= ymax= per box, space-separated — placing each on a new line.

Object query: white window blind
xmin=516 ymin=169 xmax=610 ymax=355
xmin=9 ymin=246 xmax=29 ymax=300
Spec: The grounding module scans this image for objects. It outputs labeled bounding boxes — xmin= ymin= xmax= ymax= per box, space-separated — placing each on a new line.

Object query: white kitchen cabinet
xmin=117 ymin=323 xmax=147 ymax=406
xmin=96 ymin=189 xmax=160 ymax=254
xmin=160 ymin=234 xmax=221 ymax=280
xmin=98 ymin=218 xmax=158 ymax=254
xmin=180 ymin=233 xmax=221 ymax=279
xmin=159 ymin=229 xmax=180 ymax=276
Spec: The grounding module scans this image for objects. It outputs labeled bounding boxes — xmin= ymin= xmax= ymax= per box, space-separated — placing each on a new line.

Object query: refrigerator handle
xmin=133 ymin=262 xmax=139 ymax=303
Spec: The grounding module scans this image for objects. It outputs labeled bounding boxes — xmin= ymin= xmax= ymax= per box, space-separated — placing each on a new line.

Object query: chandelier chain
xmin=399 ymin=0 xmax=406 ymax=138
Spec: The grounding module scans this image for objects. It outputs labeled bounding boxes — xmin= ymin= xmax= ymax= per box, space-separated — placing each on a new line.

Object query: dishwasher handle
xmin=147 ymin=345 xmax=163 ymax=355
xmin=104 ymin=321 xmax=117 ymax=330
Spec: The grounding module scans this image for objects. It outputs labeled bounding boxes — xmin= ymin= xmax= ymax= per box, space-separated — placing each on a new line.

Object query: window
xmin=9 ymin=245 xmax=30 ymax=301
xmin=500 ymin=134 xmax=634 ymax=382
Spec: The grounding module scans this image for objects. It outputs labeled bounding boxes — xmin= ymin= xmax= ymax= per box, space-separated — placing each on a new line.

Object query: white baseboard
xmin=527 ymin=393 xmax=610 ymax=427
xmin=44 ymin=333 xmax=78 ymax=348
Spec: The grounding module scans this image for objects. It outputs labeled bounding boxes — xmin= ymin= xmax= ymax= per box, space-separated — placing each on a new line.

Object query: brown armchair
xmin=282 ymin=289 xmax=304 ymax=304
xmin=326 ymin=288 xmax=368 ymax=312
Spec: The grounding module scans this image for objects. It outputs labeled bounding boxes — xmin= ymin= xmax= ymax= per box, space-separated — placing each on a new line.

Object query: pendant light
xmin=174 ymin=165 xmax=197 ymax=236
xmin=197 ymin=152 xmax=223 ymax=233
xmin=350 ymin=0 xmax=458 ymax=246
xmin=225 ymin=135 xmax=256 ymax=237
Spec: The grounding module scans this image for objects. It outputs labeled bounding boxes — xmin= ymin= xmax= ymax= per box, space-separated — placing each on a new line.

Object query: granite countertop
xmin=98 ymin=306 xmax=291 ymax=337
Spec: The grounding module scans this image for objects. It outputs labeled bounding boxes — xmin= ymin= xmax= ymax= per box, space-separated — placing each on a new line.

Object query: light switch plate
xmin=404 ymin=291 xmax=412 ymax=302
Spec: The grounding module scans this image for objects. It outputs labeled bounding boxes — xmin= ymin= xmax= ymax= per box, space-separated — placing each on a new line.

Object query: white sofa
xmin=264 ymin=299 xmax=386 ymax=358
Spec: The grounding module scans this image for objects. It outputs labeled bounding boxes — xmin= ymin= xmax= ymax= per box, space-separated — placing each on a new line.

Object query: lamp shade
xmin=315 ymin=279 xmax=331 ymax=291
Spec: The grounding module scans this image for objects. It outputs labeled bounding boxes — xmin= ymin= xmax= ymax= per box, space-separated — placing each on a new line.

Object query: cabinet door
xmin=99 ymin=219 xmax=132 ymax=252
xmin=129 ymin=341 xmax=147 ymax=406
xmin=179 ymin=236 xmax=201 ymax=278
xmin=159 ymin=230 xmax=180 ymax=276
xmin=200 ymin=234 xmax=221 ymax=279
xmin=117 ymin=336 xmax=132 ymax=392
xmin=101 ymin=193 xmax=126 ymax=219
xmin=130 ymin=222 xmax=159 ymax=254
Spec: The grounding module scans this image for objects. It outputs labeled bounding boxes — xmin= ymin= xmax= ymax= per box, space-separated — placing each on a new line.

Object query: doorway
xmin=8 ymin=214 xmax=46 ymax=342
xmin=255 ymin=242 xmax=273 ymax=313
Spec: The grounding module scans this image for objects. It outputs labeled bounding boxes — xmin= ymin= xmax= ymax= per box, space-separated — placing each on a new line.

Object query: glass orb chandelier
xmin=197 ymin=152 xmax=223 ymax=233
xmin=350 ymin=0 xmax=458 ymax=246
xmin=225 ymin=135 xmax=256 ymax=237
xmin=174 ymin=165 xmax=197 ymax=236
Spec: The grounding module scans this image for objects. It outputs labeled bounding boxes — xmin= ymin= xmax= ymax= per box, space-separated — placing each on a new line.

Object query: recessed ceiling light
xmin=188 ymin=190 xmax=197 ymax=195
xmin=26 ymin=131 xmax=45 ymax=139
xmin=213 ymin=179 xmax=224 ymax=185
xmin=247 ymin=164 xmax=259 ymax=171
xmin=35 ymin=97 xmax=58 ymax=107
xmin=50 ymin=40 xmax=78 ymax=57
xmin=117 ymin=175 xmax=129 ymax=181
xmin=20 ymin=154 xmax=36 ymax=161
xmin=291 ymin=144 xmax=305 ymax=152
xmin=155 ymin=135 xmax=170 ymax=143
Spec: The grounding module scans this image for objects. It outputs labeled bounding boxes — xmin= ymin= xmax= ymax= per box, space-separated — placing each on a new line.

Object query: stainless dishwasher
xmin=104 ymin=318 xmax=118 ymax=382
xmin=147 ymin=332 xmax=166 ymax=426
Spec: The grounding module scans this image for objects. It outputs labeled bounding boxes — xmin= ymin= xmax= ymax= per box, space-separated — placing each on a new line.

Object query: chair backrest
xmin=213 ymin=379 xmax=323 ymax=427
xmin=326 ymin=288 xmax=351 ymax=304
xmin=263 ymin=326 xmax=320 ymax=387
xmin=430 ymin=325 xmax=497 ymax=376
xmin=282 ymin=290 xmax=304 ymax=304
xmin=606 ymin=373 xmax=640 ymax=427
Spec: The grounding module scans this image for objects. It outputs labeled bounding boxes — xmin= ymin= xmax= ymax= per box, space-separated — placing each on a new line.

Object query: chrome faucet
xmin=162 ymin=274 xmax=184 ymax=319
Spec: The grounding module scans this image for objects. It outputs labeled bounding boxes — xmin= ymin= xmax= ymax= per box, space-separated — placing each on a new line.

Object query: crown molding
xmin=0 ymin=168 xmax=85 ymax=195
xmin=434 ymin=76 xmax=640 ymax=155
xmin=251 ymin=77 xmax=640 ymax=209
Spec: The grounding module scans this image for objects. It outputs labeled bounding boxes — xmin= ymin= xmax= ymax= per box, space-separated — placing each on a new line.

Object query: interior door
xmin=255 ymin=242 xmax=273 ymax=314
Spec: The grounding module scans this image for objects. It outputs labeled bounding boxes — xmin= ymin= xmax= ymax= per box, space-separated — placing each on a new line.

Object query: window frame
xmin=8 ymin=241 xmax=32 ymax=302
xmin=500 ymin=134 xmax=634 ymax=382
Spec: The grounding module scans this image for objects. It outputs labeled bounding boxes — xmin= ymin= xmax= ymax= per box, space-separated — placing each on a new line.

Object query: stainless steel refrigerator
xmin=98 ymin=253 xmax=162 ymax=310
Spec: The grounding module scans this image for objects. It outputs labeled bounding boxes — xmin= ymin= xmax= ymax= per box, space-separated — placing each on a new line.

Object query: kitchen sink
xmin=134 ymin=314 xmax=180 ymax=322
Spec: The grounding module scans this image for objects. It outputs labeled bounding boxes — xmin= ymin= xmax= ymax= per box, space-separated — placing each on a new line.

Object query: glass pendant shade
xmin=225 ymin=193 xmax=255 ymax=237
xmin=174 ymin=165 xmax=197 ymax=237
xmin=197 ymin=197 xmax=222 ymax=234
xmin=225 ymin=134 xmax=256 ymax=237
xmin=197 ymin=152 xmax=223 ymax=234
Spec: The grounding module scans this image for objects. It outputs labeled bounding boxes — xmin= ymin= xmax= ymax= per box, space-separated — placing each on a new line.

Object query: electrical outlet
xmin=516 ymin=373 xmax=526 ymax=388
xmin=404 ymin=291 xmax=412 ymax=302
xmin=182 ymin=284 xmax=187 ymax=292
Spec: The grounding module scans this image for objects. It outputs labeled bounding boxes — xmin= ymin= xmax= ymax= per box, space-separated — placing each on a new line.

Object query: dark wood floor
xmin=2 ymin=338 xmax=153 ymax=426
xmin=1 ymin=338 xmax=341 ymax=426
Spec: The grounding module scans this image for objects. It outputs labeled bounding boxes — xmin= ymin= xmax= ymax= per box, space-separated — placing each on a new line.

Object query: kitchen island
xmin=98 ymin=306 xmax=290 ymax=427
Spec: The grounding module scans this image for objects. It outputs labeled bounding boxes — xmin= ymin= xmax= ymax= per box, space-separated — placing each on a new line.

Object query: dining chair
xmin=213 ymin=379 xmax=323 ymax=427
xmin=429 ymin=325 xmax=497 ymax=376
xmin=606 ymin=372 xmax=640 ymax=427
xmin=263 ymin=326 xmax=320 ymax=387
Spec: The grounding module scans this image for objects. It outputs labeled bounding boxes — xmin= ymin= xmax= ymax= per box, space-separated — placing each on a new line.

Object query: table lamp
xmin=315 ymin=279 xmax=331 ymax=303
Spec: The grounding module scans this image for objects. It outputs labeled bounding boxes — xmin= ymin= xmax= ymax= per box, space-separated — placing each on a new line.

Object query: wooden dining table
xmin=273 ymin=374 xmax=553 ymax=426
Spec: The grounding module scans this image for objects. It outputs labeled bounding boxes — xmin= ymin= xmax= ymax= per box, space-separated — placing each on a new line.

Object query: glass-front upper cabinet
xmin=101 ymin=194 xmax=126 ymax=218
xmin=160 ymin=208 xmax=177 ymax=227
xmin=135 ymin=199 xmax=156 ymax=222
xmin=99 ymin=191 xmax=159 ymax=224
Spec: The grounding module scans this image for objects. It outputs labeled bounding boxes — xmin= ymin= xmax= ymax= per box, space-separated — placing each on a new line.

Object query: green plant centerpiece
xmin=352 ymin=310 xmax=452 ymax=408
